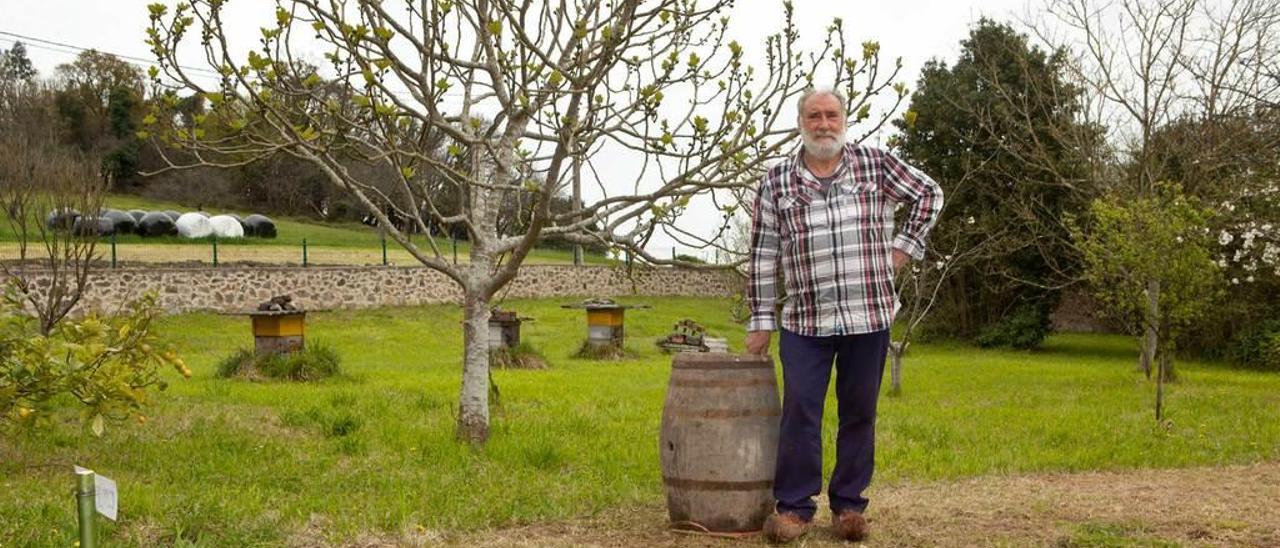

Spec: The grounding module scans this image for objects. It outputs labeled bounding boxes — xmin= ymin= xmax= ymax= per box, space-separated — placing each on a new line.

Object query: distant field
xmin=0 ymin=194 xmax=613 ymax=265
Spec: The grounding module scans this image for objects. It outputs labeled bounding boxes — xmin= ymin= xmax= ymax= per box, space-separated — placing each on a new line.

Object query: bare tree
xmin=144 ymin=0 xmax=905 ymax=443
xmin=888 ymin=228 xmax=1003 ymax=395
xmin=0 ymin=80 xmax=106 ymax=335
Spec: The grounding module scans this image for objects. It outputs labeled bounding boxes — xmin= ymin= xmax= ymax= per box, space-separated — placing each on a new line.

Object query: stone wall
xmin=1 ymin=265 xmax=743 ymax=314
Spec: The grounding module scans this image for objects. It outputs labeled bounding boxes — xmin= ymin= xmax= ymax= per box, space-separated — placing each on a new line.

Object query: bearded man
xmin=745 ymin=88 xmax=943 ymax=543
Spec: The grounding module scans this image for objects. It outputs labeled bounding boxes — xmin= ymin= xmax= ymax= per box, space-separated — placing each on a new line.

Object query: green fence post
xmin=76 ymin=469 xmax=96 ymax=548
xmin=212 ymin=236 xmax=218 ymax=267
xmin=109 ymin=232 xmax=116 ymax=269
xmin=452 ymin=236 xmax=458 ymax=265
xmin=302 ymin=238 xmax=309 ymax=267
xmin=382 ymin=235 xmax=388 ymax=266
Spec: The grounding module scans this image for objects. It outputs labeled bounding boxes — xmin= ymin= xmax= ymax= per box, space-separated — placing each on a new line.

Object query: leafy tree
xmin=53 ymin=50 xmax=146 ymax=187
xmin=145 ymin=0 xmax=906 ymax=443
xmin=1075 ymin=185 xmax=1221 ymax=418
xmin=0 ymin=42 xmax=37 ymax=83
xmin=892 ymin=19 xmax=1100 ymax=345
xmin=0 ymin=289 xmax=190 ymax=435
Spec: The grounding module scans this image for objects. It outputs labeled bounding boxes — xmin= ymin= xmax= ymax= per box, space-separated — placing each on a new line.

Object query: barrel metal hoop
xmin=671 ymin=361 xmax=773 ymax=370
xmin=669 ymin=377 xmax=777 ymax=389
xmin=664 ymin=407 xmax=782 ymax=419
xmin=662 ymin=476 xmax=774 ymax=491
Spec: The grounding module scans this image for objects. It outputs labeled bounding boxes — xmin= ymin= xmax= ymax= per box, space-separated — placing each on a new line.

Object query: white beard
xmin=802 ymin=129 xmax=847 ymax=159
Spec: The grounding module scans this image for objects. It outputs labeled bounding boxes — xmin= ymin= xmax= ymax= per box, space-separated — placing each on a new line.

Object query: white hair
xmin=796 ymin=87 xmax=849 ymax=120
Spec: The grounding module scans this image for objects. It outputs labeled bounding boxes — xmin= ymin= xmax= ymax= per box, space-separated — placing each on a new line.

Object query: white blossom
xmin=1219 ymin=230 xmax=1234 ymax=245
xmin=1246 ymin=275 xmax=1255 ymax=283
xmin=1232 ymin=277 xmax=1240 ymax=285
xmin=966 ymin=216 xmax=975 ymax=225
xmin=1242 ymin=230 xmax=1258 ymax=250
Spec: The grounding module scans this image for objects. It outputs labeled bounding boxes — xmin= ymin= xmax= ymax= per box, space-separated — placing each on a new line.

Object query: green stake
xmin=76 ymin=469 xmax=96 ymax=548
xmin=212 ymin=236 xmax=219 ymax=267
xmin=303 ymin=238 xmax=308 ymax=267
xmin=382 ymin=235 xmax=388 ymax=266
xmin=109 ymin=232 xmax=116 ymax=269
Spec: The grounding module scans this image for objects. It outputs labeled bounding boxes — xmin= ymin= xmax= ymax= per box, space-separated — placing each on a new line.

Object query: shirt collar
xmin=792 ymin=145 xmax=851 ymax=192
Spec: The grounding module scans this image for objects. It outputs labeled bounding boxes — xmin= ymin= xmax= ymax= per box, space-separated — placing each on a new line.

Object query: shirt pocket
xmin=832 ymin=184 xmax=878 ymax=222
xmin=778 ymin=194 xmax=827 ymax=239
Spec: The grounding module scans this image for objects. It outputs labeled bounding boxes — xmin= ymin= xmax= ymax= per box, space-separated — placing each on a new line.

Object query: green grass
xmin=0 ymin=193 xmax=613 ymax=264
xmin=2 ymin=297 xmax=1279 ymax=546
xmin=1061 ymin=522 xmax=1181 ymax=547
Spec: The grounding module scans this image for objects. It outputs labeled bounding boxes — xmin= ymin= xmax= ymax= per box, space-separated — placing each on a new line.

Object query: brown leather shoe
xmin=763 ymin=512 xmax=811 ymax=544
xmin=832 ymin=510 xmax=869 ymax=541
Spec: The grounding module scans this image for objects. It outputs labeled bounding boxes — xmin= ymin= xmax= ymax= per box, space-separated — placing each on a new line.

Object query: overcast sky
xmin=0 ymin=0 xmax=1035 ymax=258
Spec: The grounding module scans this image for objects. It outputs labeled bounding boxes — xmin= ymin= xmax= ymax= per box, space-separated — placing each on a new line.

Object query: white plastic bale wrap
xmin=175 ymin=212 xmax=214 ymax=238
xmin=208 ymin=215 xmax=245 ymax=238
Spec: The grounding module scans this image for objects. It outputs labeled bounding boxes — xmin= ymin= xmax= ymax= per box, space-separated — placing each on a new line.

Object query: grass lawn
xmin=0 ymin=194 xmax=613 ymax=265
xmin=2 ymin=297 xmax=1278 ymax=546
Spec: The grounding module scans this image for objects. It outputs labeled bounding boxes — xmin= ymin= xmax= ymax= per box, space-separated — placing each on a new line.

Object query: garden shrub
xmin=976 ymin=302 xmax=1053 ymax=350
xmin=1228 ymin=319 xmax=1280 ymax=371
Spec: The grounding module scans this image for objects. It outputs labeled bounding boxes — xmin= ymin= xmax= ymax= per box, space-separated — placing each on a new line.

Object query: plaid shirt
xmin=747 ymin=144 xmax=943 ymax=336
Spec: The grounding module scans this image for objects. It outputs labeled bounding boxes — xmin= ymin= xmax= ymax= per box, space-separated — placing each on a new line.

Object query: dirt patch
xmin=431 ymin=461 xmax=1280 ymax=547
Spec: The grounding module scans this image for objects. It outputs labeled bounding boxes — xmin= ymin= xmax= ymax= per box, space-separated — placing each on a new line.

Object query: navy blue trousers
xmin=774 ymin=328 xmax=890 ymax=520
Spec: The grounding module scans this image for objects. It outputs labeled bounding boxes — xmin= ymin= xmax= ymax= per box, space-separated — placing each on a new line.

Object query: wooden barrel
xmin=660 ymin=352 xmax=779 ymax=533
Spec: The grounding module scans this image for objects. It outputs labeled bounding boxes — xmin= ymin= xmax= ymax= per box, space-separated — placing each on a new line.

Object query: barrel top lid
xmin=672 ymin=352 xmax=770 ymax=365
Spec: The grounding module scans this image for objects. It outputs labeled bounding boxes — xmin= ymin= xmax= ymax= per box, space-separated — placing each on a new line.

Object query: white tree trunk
xmin=457 ymin=288 xmax=492 ymax=443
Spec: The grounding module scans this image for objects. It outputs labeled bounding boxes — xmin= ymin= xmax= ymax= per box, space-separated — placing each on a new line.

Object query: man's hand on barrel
xmin=745 ymin=330 xmax=771 ymax=355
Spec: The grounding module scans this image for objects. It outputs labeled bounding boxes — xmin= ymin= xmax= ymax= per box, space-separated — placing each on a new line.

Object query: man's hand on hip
xmin=892 ymin=248 xmax=911 ymax=274
xmin=745 ymin=330 xmax=772 ymax=355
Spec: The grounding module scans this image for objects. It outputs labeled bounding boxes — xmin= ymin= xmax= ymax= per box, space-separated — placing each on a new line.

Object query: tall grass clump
xmin=216 ymin=341 xmax=341 ymax=381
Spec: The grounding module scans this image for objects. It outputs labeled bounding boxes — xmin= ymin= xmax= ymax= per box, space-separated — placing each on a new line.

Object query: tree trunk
xmin=1155 ymin=340 xmax=1167 ymax=422
xmin=1159 ymin=316 xmax=1176 ymax=383
xmin=889 ymin=345 xmax=904 ymax=396
xmin=1138 ymin=279 xmax=1159 ymax=378
xmin=456 ymin=289 xmax=492 ymax=444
